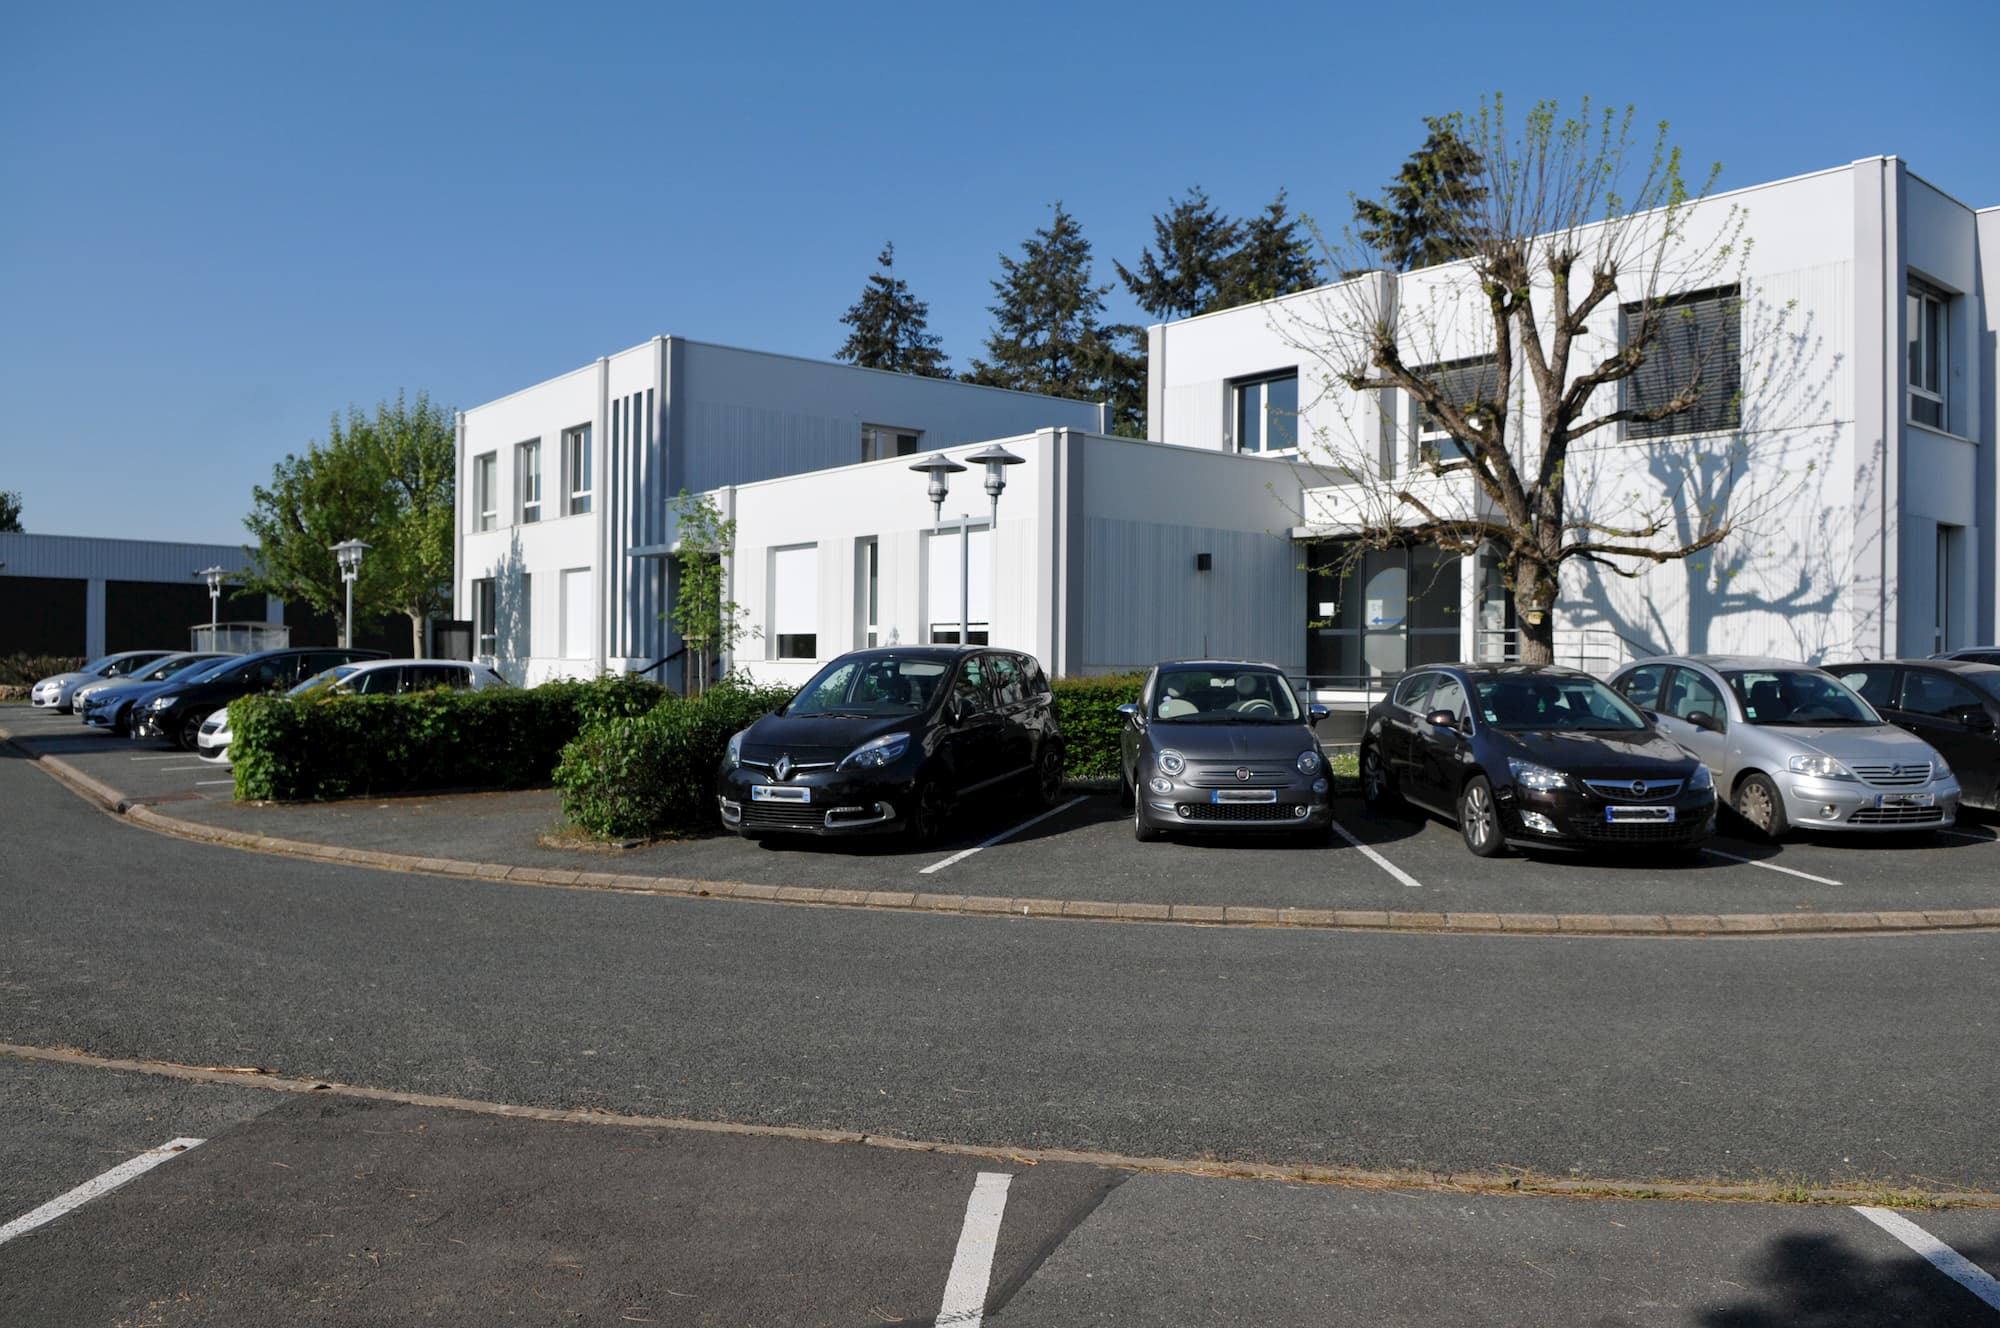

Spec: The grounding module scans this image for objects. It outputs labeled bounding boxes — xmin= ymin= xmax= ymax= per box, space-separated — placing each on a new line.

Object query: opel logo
xmin=1236 ymin=767 xmax=1252 ymax=782
xmin=774 ymin=755 xmax=793 ymax=781
xmin=1631 ymin=780 xmax=1647 ymax=797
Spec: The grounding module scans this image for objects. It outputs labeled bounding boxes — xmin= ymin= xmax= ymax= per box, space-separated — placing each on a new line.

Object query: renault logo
xmin=774 ymin=755 xmax=793 ymax=781
xmin=1236 ymin=767 xmax=1252 ymax=782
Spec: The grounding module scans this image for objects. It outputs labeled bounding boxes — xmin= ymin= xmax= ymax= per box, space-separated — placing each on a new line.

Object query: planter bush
xmin=1050 ymin=672 xmax=1144 ymax=778
xmin=555 ymin=682 xmax=795 ymax=841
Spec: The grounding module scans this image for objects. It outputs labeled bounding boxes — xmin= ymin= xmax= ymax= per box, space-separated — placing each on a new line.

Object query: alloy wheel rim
xmin=1465 ymin=785 xmax=1493 ymax=845
xmin=1363 ymin=751 xmax=1384 ymax=799
xmin=1742 ymin=783 xmax=1773 ymax=830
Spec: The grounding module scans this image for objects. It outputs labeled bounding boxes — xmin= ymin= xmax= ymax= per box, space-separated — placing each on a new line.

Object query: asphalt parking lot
xmin=7 ymin=704 xmax=2000 ymax=919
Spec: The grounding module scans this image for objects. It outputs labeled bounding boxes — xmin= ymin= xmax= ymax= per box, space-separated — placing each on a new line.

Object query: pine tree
xmin=968 ymin=204 xmax=1119 ymax=402
xmin=834 ymin=243 xmax=950 ymax=377
xmin=1353 ymin=115 xmax=1488 ymax=270
xmin=1218 ymin=191 xmax=1320 ymax=306
xmin=1115 ymin=187 xmax=1241 ymax=322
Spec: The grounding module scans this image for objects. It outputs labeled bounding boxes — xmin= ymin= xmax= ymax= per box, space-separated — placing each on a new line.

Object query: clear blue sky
xmin=5 ymin=0 xmax=1996 ymax=543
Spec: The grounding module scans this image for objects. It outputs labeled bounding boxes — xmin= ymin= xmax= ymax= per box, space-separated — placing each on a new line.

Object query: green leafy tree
xmin=0 ymin=489 xmax=22 ymax=533
xmin=1353 ymin=115 xmax=1489 ymax=270
xmin=1116 ymin=187 xmax=1241 ymax=322
xmin=362 ymin=392 xmax=457 ymax=655
xmin=834 ymin=242 xmax=951 ymax=377
xmin=667 ymin=489 xmax=755 ymax=694
xmin=1219 ymin=191 xmax=1320 ymax=305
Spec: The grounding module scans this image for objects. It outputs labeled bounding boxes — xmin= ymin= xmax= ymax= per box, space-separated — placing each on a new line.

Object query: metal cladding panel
xmin=681 ymin=401 xmax=852 ymax=493
xmin=1078 ymin=517 xmax=1304 ymax=675
xmin=0 ymin=533 xmax=251 ymax=582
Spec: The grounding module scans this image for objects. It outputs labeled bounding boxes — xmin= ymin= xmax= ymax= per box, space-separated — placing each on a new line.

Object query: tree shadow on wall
xmin=491 ymin=532 xmax=532 ymax=682
xmin=1701 ymin=1226 xmax=2000 ymax=1326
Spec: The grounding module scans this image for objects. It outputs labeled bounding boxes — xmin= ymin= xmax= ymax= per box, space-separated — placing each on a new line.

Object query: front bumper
xmin=31 ymin=684 xmax=68 ymax=710
xmin=1137 ymin=772 xmax=1333 ymax=833
xmin=717 ymin=767 xmax=914 ymax=836
xmin=1500 ymin=783 xmax=1718 ymax=849
xmin=1777 ymin=774 xmax=1960 ymax=830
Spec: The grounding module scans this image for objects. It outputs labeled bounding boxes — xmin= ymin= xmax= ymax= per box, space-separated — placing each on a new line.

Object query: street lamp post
xmin=910 ymin=446 xmax=1023 ymax=647
xmin=329 ymin=539 xmax=370 ymax=648
xmin=194 ymin=566 xmax=227 ymax=634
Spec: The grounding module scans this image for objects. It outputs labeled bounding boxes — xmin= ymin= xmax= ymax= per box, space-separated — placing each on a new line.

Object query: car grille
xmin=1851 ymin=762 xmax=1933 ymax=787
xmin=1185 ymin=761 xmax=1294 ymax=789
xmin=1847 ymin=806 xmax=1945 ymax=825
xmin=1569 ymin=819 xmax=1706 ymax=843
xmin=740 ymin=803 xmax=829 ymax=831
xmin=1176 ymin=802 xmax=1305 ymax=822
xmin=1581 ymin=778 xmax=1684 ymax=801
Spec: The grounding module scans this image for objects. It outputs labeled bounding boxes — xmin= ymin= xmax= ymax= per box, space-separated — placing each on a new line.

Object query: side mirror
xmin=1686 ymin=710 xmax=1720 ymax=733
xmin=1965 ymin=708 xmax=1996 ymax=734
xmin=1425 ymin=709 xmax=1458 ymax=731
xmin=1308 ymin=704 xmax=1330 ymax=723
xmin=1116 ymin=703 xmax=1139 ymax=721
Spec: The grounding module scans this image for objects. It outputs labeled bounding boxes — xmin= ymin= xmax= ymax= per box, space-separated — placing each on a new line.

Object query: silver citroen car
xmin=1117 ymin=660 xmax=1333 ymax=842
xmin=1607 ymin=655 xmax=1960 ymax=837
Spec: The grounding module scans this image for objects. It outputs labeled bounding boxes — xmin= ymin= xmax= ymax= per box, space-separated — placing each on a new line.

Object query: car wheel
xmin=176 ymin=712 xmax=204 ymax=752
xmin=1732 ymin=773 xmax=1790 ymax=840
xmin=1033 ymin=742 xmax=1064 ymax=808
xmin=1360 ymin=744 xmax=1400 ymax=811
xmin=1116 ymin=760 xmax=1136 ymax=809
xmin=1458 ymin=776 xmax=1506 ymax=858
xmin=1133 ymin=796 xmax=1162 ymax=843
xmin=907 ymin=778 xmax=954 ymax=845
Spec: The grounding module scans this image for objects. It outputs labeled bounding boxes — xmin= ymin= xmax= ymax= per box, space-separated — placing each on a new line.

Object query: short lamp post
xmin=330 ymin=539 xmax=370 ymax=648
xmin=910 ymin=446 xmax=1023 ymax=648
xmin=194 ymin=566 xmax=227 ymax=632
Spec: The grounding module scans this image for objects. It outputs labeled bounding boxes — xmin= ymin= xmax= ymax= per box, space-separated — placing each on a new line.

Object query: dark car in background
xmin=77 ymin=651 xmax=235 ymax=735
xmin=1825 ymin=658 xmax=2000 ymax=812
xmin=1117 ymin=660 xmax=1332 ymax=843
xmin=718 ymin=646 xmax=1062 ymax=841
xmin=1361 ymin=664 xmax=1716 ymax=857
xmin=135 ymin=646 xmax=386 ymax=750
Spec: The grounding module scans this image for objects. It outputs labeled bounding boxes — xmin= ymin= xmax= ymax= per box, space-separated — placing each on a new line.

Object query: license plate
xmin=1606 ymin=806 xmax=1674 ymax=823
xmin=1212 ymin=788 xmax=1279 ymax=804
xmin=750 ymin=785 xmax=810 ymax=803
xmin=1875 ymin=792 xmax=1934 ymax=808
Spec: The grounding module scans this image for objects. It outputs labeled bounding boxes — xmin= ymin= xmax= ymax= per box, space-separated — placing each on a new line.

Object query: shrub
xmin=1 ymin=654 xmax=85 ymax=687
xmin=555 ymin=681 xmax=795 ymax=840
xmin=1050 ymin=672 xmax=1145 ymax=778
xmin=230 ymin=673 xmax=670 ymax=802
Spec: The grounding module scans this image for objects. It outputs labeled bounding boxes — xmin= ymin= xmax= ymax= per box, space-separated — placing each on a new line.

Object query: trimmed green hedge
xmin=230 ymin=674 xmax=667 ymax=802
xmin=1051 ymin=672 xmax=1144 ymax=778
xmin=554 ymin=682 xmax=796 ymax=841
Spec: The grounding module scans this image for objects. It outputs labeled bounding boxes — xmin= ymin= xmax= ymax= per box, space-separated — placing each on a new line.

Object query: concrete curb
xmin=13 ymin=730 xmax=2000 ymax=939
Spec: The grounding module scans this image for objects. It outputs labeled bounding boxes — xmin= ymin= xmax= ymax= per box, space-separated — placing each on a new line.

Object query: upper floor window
xmin=1414 ymin=356 xmax=1499 ymax=465
xmin=515 ymin=439 xmax=541 ymax=524
xmin=562 ymin=424 xmax=592 ymax=515
xmin=1908 ymin=276 xmax=1950 ymax=431
xmin=472 ymin=452 xmax=497 ymax=531
xmin=1232 ymin=372 xmax=1298 ymax=453
xmin=862 ymin=425 xmax=921 ymax=462
xmin=1621 ymin=286 xmax=1742 ymax=439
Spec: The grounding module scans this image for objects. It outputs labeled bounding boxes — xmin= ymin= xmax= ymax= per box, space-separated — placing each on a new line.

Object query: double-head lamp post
xmin=329 ymin=539 xmax=370 ymax=648
xmin=194 ymin=566 xmax=227 ymax=633
xmin=909 ymin=445 xmax=1023 ymax=647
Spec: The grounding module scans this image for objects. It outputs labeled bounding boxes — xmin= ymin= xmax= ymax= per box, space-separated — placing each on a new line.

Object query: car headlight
xmin=1788 ymin=754 xmax=1856 ymax=781
xmin=840 ymin=731 xmax=911 ymax=769
xmin=1296 ymin=750 xmax=1322 ymax=775
xmin=1688 ymin=763 xmax=1714 ymax=790
xmin=1156 ymin=748 xmax=1187 ymax=777
xmin=1506 ymin=758 xmax=1568 ymax=792
xmin=724 ymin=730 xmax=745 ymax=770
xmin=149 ymin=695 xmax=176 ymax=710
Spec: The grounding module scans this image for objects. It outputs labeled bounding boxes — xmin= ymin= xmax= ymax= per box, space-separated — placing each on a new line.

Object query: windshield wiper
xmin=798 ymin=710 xmax=875 ymax=719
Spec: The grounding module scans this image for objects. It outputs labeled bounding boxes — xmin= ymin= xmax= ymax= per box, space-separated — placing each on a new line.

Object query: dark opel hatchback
xmin=717 ymin=646 xmax=1063 ymax=841
xmin=1361 ymin=664 xmax=1717 ymax=856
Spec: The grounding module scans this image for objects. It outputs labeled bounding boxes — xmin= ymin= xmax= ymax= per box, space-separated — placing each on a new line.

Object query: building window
xmin=1621 ymin=286 xmax=1742 ymax=439
xmin=858 ymin=537 xmax=880 ymax=648
xmin=473 ymin=577 xmax=497 ymax=656
xmin=517 ymin=572 xmax=532 ymax=658
xmin=515 ymin=439 xmax=541 ymax=524
xmin=472 ymin=453 xmax=497 ymax=531
xmin=1305 ymin=542 xmax=1460 ymax=685
xmin=1232 ymin=372 xmax=1298 ymax=453
xmin=1909 ymin=276 xmax=1950 ymax=431
xmin=926 ymin=525 xmax=991 ymax=645
xmin=562 ymin=424 xmax=593 ymax=515
xmin=1413 ymin=356 xmax=1500 ymax=466
xmin=560 ymin=567 xmax=592 ymax=659
xmin=862 ymin=425 xmax=921 ymax=462
xmin=770 ymin=544 xmax=819 ymax=659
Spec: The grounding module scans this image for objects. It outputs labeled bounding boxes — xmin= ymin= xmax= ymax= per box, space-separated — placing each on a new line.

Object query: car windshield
xmin=141 ymin=655 xmax=215 ymax=682
xmin=289 ymin=664 xmax=362 ymax=696
xmin=175 ymin=656 xmax=240 ymax=684
xmin=1474 ymin=676 xmax=1648 ymax=731
xmin=1149 ymin=668 xmax=1302 ymax=723
xmin=787 ymin=655 xmax=950 ymax=717
xmin=1724 ymin=670 xmax=1881 ymax=726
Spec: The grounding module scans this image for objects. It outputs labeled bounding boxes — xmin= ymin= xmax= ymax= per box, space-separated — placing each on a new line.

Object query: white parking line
xmin=937 ymin=1171 xmax=1013 ymax=1327
xmin=1699 ymin=848 xmax=1843 ymax=886
xmin=127 ymin=755 xmax=190 ymax=762
xmin=920 ymin=796 xmax=1089 ymax=875
xmin=151 ymin=765 xmax=208 ymax=773
xmin=195 ymin=779 xmax=234 ymax=786
xmin=0 ymin=1138 xmax=205 ymax=1246
xmin=1854 ymin=1206 xmax=2000 ymax=1311
xmin=1329 ymin=816 xmax=1424 ymax=888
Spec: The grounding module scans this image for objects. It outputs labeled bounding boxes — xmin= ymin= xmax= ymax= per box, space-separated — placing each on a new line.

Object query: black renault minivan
xmin=136 ymin=646 xmax=386 ymax=750
xmin=717 ymin=646 xmax=1063 ymax=841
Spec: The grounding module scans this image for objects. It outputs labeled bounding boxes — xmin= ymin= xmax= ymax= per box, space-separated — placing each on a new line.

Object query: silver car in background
xmin=30 ymin=650 xmax=174 ymax=712
xmin=1608 ymin=655 xmax=1960 ymax=837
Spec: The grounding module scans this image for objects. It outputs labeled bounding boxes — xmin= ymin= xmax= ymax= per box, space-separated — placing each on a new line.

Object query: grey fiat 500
xmin=1117 ymin=660 xmax=1333 ymax=842
xmin=1608 ymin=654 xmax=1960 ymax=838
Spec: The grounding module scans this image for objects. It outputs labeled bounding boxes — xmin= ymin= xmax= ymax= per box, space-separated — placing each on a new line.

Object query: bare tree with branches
xmin=1281 ymin=96 xmax=1802 ymax=667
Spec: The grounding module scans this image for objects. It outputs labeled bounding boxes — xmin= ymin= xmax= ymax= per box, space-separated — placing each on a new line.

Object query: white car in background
xmin=198 ymin=659 xmax=511 ymax=764
xmin=30 ymin=650 xmax=175 ymax=712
